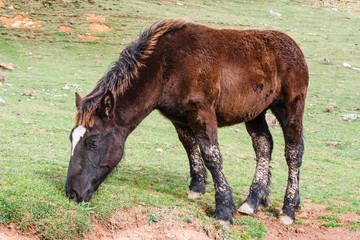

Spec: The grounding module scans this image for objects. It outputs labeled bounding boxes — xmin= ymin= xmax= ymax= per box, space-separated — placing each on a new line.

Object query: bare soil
xmin=58 ymin=25 xmax=74 ymax=32
xmin=0 ymin=14 xmax=44 ymax=29
xmin=88 ymin=22 xmax=113 ymax=32
xmin=1 ymin=201 xmax=359 ymax=240
xmin=77 ymin=34 xmax=102 ymax=41
xmin=83 ymin=13 xmax=108 ymax=21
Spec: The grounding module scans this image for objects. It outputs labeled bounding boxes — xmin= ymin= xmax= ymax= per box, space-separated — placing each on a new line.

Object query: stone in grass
xmin=0 ymin=97 xmax=5 ymax=104
xmin=0 ymin=63 xmax=15 ymax=71
xmin=0 ymin=72 xmax=6 ymax=82
xmin=343 ymin=114 xmax=358 ymax=120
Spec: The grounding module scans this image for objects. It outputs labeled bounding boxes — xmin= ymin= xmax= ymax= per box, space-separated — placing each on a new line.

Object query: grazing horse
xmin=65 ymin=19 xmax=308 ymax=225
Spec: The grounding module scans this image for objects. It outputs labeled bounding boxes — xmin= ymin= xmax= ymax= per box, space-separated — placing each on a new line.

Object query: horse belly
xmin=215 ymin=65 xmax=278 ymax=126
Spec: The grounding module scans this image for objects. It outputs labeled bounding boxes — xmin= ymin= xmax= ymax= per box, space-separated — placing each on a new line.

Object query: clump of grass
xmin=295 ymin=218 xmax=310 ymax=226
xmin=317 ymin=214 xmax=342 ymax=228
xmin=348 ymin=220 xmax=360 ymax=232
xmin=234 ymin=216 xmax=266 ymax=239
xmin=146 ymin=213 xmax=160 ymax=226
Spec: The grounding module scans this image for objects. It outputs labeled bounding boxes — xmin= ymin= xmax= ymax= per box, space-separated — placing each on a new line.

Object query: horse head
xmin=65 ymin=91 xmax=125 ymax=202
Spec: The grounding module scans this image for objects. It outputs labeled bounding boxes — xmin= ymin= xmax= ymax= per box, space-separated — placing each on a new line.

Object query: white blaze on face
xmin=71 ymin=126 xmax=87 ymax=156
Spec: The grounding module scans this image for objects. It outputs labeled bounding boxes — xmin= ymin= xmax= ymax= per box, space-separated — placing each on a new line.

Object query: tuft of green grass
xmin=234 ymin=216 xmax=266 ymax=239
xmin=146 ymin=213 xmax=160 ymax=226
xmin=348 ymin=220 xmax=360 ymax=232
xmin=317 ymin=214 xmax=343 ymax=228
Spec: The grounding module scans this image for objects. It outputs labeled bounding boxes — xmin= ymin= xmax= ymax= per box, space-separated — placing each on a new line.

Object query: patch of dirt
xmin=0 ymin=0 xmax=5 ymax=8
xmin=77 ymin=34 xmax=101 ymax=41
xmin=88 ymin=22 xmax=112 ymax=32
xmin=83 ymin=13 xmax=107 ymax=21
xmin=58 ymin=25 xmax=73 ymax=32
xmin=256 ymin=201 xmax=360 ymax=240
xmin=159 ymin=0 xmax=177 ymax=4
xmin=0 ymin=224 xmax=38 ymax=240
xmin=82 ymin=206 xmax=212 ymax=240
xmin=0 ymin=14 xmax=44 ymax=29
xmin=1 ymin=201 xmax=359 ymax=239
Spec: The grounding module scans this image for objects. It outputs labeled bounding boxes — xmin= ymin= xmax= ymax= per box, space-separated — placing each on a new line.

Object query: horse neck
xmin=115 ymin=75 xmax=159 ymax=134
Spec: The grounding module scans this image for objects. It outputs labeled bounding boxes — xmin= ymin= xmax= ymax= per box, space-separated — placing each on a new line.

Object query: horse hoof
xmin=238 ymin=202 xmax=254 ymax=215
xmin=279 ymin=215 xmax=294 ymax=225
xmin=219 ymin=220 xmax=231 ymax=229
xmin=188 ymin=190 xmax=203 ymax=199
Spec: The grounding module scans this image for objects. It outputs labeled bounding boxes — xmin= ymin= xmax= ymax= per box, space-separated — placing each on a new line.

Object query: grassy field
xmin=0 ymin=0 xmax=359 ymax=239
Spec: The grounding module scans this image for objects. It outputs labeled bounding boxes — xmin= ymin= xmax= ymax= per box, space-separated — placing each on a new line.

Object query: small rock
xmin=326 ymin=106 xmax=334 ymax=113
xmin=155 ymin=148 xmax=164 ymax=153
xmin=343 ymin=62 xmax=351 ymax=68
xmin=22 ymin=88 xmax=37 ymax=97
xmin=95 ymin=55 xmax=103 ymax=60
xmin=0 ymin=97 xmax=5 ymax=104
xmin=343 ymin=114 xmax=358 ymax=120
xmin=0 ymin=72 xmax=5 ymax=82
xmin=62 ymin=85 xmax=70 ymax=90
xmin=0 ymin=62 xmax=15 ymax=71
xmin=269 ymin=10 xmax=281 ymax=17
xmin=329 ymin=141 xmax=341 ymax=147
xmin=296 ymin=228 xmax=305 ymax=233
xmin=266 ymin=114 xmax=279 ymax=126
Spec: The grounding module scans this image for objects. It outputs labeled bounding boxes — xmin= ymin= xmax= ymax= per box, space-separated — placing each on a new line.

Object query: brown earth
xmin=83 ymin=13 xmax=108 ymax=21
xmin=0 ymin=14 xmax=44 ymax=29
xmin=88 ymin=22 xmax=113 ymax=32
xmin=77 ymin=34 xmax=102 ymax=41
xmin=0 ymin=0 xmax=5 ymax=8
xmin=58 ymin=25 xmax=74 ymax=32
xmin=0 ymin=201 xmax=359 ymax=240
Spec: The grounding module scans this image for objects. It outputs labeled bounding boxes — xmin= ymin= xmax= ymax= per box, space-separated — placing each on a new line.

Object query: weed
xmin=348 ymin=220 xmax=360 ymax=232
xmin=295 ymin=219 xmax=310 ymax=226
xmin=146 ymin=213 xmax=160 ymax=226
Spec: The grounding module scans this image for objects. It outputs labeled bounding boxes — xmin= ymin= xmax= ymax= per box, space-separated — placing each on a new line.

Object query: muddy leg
xmin=272 ymin=103 xmax=305 ymax=225
xmin=188 ymin=110 xmax=236 ymax=223
xmin=173 ymin=123 xmax=206 ymax=198
xmin=280 ymin=135 xmax=303 ymax=225
xmin=239 ymin=113 xmax=273 ymax=215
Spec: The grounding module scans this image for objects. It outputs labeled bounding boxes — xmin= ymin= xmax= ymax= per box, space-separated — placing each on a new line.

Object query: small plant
xmin=146 ymin=213 xmax=160 ymax=226
xmin=348 ymin=220 xmax=360 ymax=232
xmin=183 ymin=217 xmax=192 ymax=223
xmin=317 ymin=214 xmax=341 ymax=228
xmin=317 ymin=214 xmax=339 ymax=221
xmin=295 ymin=219 xmax=310 ymax=226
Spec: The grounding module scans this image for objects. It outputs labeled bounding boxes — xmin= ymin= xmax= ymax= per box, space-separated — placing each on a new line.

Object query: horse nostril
xmin=67 ymin=189 xmax=80 ymax=202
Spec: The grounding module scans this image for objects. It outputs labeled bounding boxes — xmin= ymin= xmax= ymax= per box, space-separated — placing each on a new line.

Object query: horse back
xmin=155 ymin=24 xmax=308 ymax=126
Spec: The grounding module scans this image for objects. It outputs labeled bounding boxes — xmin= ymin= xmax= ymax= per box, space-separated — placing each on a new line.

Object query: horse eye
xmin=90 ymin=140 xmax=100 ymax=148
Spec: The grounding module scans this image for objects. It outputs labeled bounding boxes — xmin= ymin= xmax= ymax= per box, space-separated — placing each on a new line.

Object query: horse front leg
xmin=188 ymin=110 xmax=236 ymax=224
xmin=239 ymin=113 xmax=273 ymax=215
xmin=173 ymin=123 xmax=207 ymax=198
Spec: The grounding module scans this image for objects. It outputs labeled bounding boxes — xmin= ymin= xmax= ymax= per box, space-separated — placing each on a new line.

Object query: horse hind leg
xmin=239 ymin=112 xmax=273 ymax=215
xmin=173 ymin=123 xmax=207 ymax=198
xmin=271 ymin=99 xmax=305 ymax=225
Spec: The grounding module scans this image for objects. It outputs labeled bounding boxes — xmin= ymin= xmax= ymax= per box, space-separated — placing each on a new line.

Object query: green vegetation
xmin=233 ymin=216 xmax=266 ymax=239
xmin=1 ymin=0 xmax=359 ymax=239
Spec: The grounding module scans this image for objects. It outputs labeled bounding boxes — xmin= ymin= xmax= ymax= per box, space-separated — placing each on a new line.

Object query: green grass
xmin=233 ymin=216 xmax=266 ymax=239
xmin=1 ymin=0 xmax=360 ymax=239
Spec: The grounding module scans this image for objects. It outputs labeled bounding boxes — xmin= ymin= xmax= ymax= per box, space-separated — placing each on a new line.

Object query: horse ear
xmin=98 ymin=90 xmax=115 ymax=119
xmin=75 ymin=92 xmax=83 ymax=108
